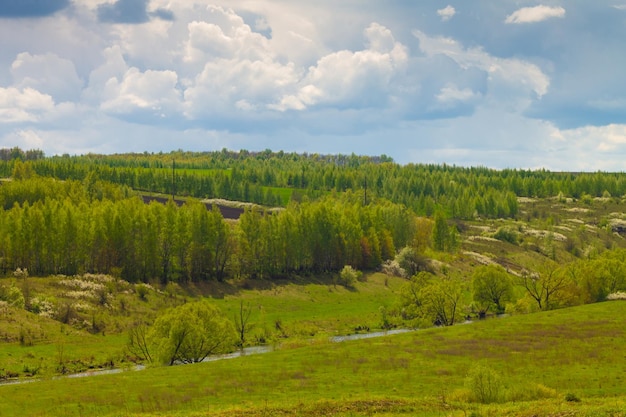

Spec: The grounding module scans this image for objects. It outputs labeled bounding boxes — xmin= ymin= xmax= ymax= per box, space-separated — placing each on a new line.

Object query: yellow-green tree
xmin=471 ymin=265 xmax=514 ymax=315
xmin=149 ymin=300 xmax=236 ymax=365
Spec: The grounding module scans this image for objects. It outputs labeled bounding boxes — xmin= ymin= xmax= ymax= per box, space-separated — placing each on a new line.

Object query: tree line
xmin=0 ymin=176 xmax=415 ymax=282
xmin=6 ymin=148 xmax=626 ymax=220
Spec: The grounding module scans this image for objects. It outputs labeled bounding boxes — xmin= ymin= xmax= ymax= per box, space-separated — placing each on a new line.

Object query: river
xmin=0 ymin=329 xmax=415 ymax=386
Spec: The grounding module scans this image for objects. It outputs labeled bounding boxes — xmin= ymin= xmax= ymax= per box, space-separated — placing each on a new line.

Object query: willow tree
xmin=149 ymin=300 xmax=236 ymax=365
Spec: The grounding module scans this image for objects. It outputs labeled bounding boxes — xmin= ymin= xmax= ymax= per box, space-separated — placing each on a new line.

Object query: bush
xmin=565 ymin=392 xmax=581 ymax=402
xmin=465 ymin=364 xmax=503 ymax=404
xmin=381 ymin=260 xmax=404 ymax=277
xmin=135 ymin=283 xmax=150 ymax=301
xmin=0 ymin=282 xmax=25 ymax=309
xmin=396 ymin=247 xmax=432 ymax=277
xmin=493 ymin=227 xmax=519 ymax=245
xmin=607 ymin=292 xmax=626 ymax=301
xmin=338 ymin=265 xmax=361 ymax=288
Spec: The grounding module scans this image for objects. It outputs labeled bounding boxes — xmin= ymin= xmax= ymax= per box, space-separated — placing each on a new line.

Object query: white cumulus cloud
xmin=11 ymin=52 xmax=83 ymax=102
xmin=437 ymin=5 xmax=456 ymax=22
xmin=505 ymin=5 xmax=566 ymax=24
xmin=435 ymin=84 xmax=481 ymax=106
xmin=0 ymin=87 xmax=56 ymax=123
xmin=278 ymin=23 xmax=408 ymax=111
xmin=101 ymin=68 xmax=182 ymax=118
xmin=413 ymin=30 xmax=550 ymax=99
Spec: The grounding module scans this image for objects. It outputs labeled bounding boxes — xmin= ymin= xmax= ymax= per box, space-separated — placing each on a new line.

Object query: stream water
xmin=0 ymin=329 xmax=414 ymax=386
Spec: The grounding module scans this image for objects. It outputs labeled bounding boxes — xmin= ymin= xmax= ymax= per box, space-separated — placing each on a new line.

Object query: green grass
xmin=2 ymin=301 xmax=625 ymax=416
xmin=216 ymin=273 xmax=404 ymax=341
xmin=0 ymin=274 xmax=403 ymax=381
xmin=261 ymin=186 xmax=293 ymax=206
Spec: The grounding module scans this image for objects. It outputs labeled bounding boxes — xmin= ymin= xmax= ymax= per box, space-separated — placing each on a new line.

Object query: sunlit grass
xmin=2 ymin=301 xmax=625 ymax=416
xmin=216 ymin=273 xmax=405 ymax=341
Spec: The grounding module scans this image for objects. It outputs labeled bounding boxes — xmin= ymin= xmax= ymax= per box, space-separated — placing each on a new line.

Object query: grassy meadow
xmin=1 ymin=300 xmax=625 ymax=416
xmin=2 ymin=192 xmax=626 ymax=416
xmin=0 ymin=273 xmax=405 ymax=381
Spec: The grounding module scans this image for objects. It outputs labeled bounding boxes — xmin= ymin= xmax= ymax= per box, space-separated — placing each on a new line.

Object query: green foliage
xmin=465 ymin=364 xmax=504 ymax=404
xmin=518 ymin=263 xmax=572 ymax=310
xmin=398 ymin=272 xmax=463 ymax=326
xmin=0 ymin=281 xmax=25 ymax=309
xmin=493 ymin=226 xmax=519 ymax=245
xmin=338 ymin=265 xmax=362 ymax=288
xmin=149 ymin=300 xmax=236 ymax=365
xmin=135 ymin=284 xmax=150 ymax=301
xmin=565 ymin=392 xmax=582 ymax=402
xmin=395 ymin=246 xmax=431 ymax=277
xmin=471 ymin=265 xmax=514 ymax=315
xmin=0 ymin=173 xmax=418 ymax=280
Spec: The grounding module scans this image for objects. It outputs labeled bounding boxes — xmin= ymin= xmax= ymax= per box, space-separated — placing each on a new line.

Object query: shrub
xmin=0 ymin=282 xmax=25 ymax=309
xmin=338 ymin=265 xmax=361 ymax=288
xmin=381 ymin=259 xmax=404 ymax=277
xmin=28 ymin=297 xmax=55 ymax=318
xmin=396 ymin=246 xmax=433 ymax=277
xmin=607 ymin=292 xmax=626 ymax=301
xmin=565 ymin=392 xmax=581 ymax=402
xmin=465 ymin=364 xmax=503 ymax=404
xmin=493 ymin=227 xmax=519 ymax=245
xmin=135 ymin=283 xmax=150 ymax=301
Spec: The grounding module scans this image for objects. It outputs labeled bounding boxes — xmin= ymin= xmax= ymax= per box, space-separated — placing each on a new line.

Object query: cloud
xmin=150 ymin=8 xmax=174 ymax=21
xmin=0 ymin=87 xmax=55 ymax=123
xmin=561 ymin=124 xmax=626 ymax=153
xmin=435 ymin=84 xmax=481 ymax=106
xmin=413 ymin=30 xmax=549 ymax=100
xmin=97 ymin=0 xmax=152 ymax=24
xmin=0 ymin=0 xmax=69 ymax=17
xmin=505 ymin=6 xmax=566 ymax=24
xmin=11 ymin=52 xmax=83 ymax=102
xmin=237 ymin=10 xmax=272 ymax=39
xmin=184 ymin=58 xmax=299 ymax=118
xmin=277 ymin=23 xmax=408 ymax=111
xmin=437 ymin=5 xmax=456 ymax=22
xmin=183 ymin=6 xmax=274 ymax=65
xmin=2 ymin=129 xmax=44 ymax=149
xmin=100 ymin=67 xmax=182 ymax=122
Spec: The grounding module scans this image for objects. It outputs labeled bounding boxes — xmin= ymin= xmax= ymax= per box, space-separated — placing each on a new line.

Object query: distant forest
xmin=0 ymin=146 xmax=624 ymax=283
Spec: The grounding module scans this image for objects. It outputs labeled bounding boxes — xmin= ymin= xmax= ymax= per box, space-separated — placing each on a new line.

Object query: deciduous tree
xmin=149 ymin=300 xmax=236 ymax=365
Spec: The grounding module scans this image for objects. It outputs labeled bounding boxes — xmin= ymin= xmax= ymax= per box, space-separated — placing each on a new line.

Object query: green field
xmin=2 ymin=300 xmax=626 ymax=416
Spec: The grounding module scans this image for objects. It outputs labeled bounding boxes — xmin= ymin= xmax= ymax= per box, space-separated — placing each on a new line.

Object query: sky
xmin=1 ymin=1 xmax=626 ymax=170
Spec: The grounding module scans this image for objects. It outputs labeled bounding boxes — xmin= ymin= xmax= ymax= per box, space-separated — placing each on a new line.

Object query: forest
xmin=0 ymin=146 xmax=625 ymax=322
xmin=1 ymin=147 xmax=625 ymax=287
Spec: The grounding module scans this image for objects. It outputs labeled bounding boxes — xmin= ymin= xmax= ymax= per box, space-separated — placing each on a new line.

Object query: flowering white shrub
xmin=59 ymin=279 xmax=106 ymax=292
xmin=58 ymin=274 xmax=113 ymax=307
xmin=82 ymin=273 xmax=114 ymax=284
xmin=607 ymin=292 xmax=626 ymax=301
xmin=382 ymin=259 xmax=405 ymax=277
xmin=13 ymin=268 xmax=28 ymax=279
xmin=73 ymin=302 xmax=93 ymax=313
xmin=29 ymin=297 xmax=55 ymax=318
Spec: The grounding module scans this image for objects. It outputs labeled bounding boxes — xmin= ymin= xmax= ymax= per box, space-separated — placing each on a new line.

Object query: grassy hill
xmin=1 ymin=300 xmax=625 ymax=416
xmin=2 ymin=193 xmax=626 ymax=416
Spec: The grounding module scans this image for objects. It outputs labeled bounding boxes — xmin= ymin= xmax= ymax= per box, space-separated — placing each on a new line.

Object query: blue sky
xmin=1 ymin=0 xmax=625 ymax=170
